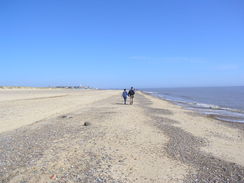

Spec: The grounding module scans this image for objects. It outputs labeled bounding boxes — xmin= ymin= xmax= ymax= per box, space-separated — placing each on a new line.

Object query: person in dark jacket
xmin=122 ymin=89 xmax=128 ymax=104
xmin=128 ymin=87 xmax=135 ymax=105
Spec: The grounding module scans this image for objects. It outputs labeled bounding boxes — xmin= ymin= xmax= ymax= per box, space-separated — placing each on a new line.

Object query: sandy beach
xmin=0 ymin=89 xmax=244 ymax=183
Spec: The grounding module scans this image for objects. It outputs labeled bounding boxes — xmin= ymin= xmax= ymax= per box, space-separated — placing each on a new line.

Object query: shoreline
xmin=143 ymin=90 xmax=244 ymax=128
xmin=141 ymin=90 xmax=244 ymax=124
xmin=0 ymin=89 xmax=244 ymax=182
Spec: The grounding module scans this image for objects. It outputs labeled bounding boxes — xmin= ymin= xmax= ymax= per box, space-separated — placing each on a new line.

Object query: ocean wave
xmin=143 ymin=89 xmax=244 ymax=124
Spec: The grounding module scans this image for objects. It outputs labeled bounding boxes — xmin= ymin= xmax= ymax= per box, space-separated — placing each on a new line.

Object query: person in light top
xmin=122 ymin=89 xmax=128 ymax=104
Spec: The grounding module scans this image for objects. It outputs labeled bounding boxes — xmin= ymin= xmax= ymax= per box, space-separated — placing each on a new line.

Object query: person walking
xmin=122 ymin=89 xmax=128 ymax=104
xmin=128 ymin=87 xmax=135 ymax=105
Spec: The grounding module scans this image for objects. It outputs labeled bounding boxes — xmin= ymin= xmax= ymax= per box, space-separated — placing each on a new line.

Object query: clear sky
xmin=1 ymin=0 xmax=243 ymax=88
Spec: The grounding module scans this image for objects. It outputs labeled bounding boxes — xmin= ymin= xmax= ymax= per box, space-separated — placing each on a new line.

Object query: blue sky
xmin=0 ymin=0 xmax=243 ymax=88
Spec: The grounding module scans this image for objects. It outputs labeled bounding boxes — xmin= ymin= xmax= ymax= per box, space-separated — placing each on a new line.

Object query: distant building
xmin=55 ymin=85 xmax=94 ymax=89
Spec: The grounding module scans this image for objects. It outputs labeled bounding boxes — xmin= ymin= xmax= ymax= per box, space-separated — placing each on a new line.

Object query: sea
xmin=142 ymin=86 xmax=244 ymax=123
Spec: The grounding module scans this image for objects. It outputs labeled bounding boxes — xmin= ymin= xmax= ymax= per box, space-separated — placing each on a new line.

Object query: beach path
xmin=0 ymin=89 xmax=243 ymax=182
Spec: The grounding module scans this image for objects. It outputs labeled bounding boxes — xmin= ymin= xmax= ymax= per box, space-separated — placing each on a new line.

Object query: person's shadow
xmin=115 ymin=103 xmax=128 ymax=105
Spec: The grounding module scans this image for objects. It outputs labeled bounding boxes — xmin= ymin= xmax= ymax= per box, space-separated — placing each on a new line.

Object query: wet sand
xmin=0 ymin=89 xmax=244 ymax=182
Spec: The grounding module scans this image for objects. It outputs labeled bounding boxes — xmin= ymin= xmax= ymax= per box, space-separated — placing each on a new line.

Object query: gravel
xmin=0 ymin=106 xmax=119 ymax=183
xmin=137 ymin=93 xmax=244 ymax=183
xmin=1 ymin=93 xmax=244 ymax=183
